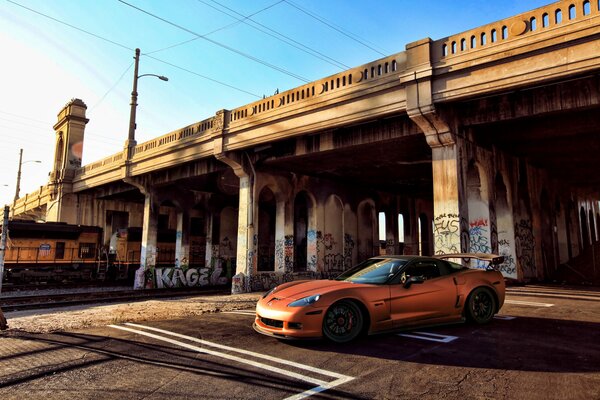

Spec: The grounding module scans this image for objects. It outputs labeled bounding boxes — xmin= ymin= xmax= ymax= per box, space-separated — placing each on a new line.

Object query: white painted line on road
xmin=398 ymin=331 xmax=458 ymax=343
xmin=494 ymin=315 xmax=517 ymax=320
xmin=109 ymin=323 xmax=354 ymax=400
xmin=505 ymin=299 xmax=554 ymax=307
xmin=222 ymin=310 xmax=256 ymax=316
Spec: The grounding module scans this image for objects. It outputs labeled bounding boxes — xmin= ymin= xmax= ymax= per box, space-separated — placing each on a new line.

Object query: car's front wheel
xmin=322 ymin=300 xmax=363 ymax=343
xmin=466 ymin=287 xmax=496 ymax=324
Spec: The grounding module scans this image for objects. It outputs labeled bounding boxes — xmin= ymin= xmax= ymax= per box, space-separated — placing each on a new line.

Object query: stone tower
xmin=46 ymin=98 xmax=89 ymax=223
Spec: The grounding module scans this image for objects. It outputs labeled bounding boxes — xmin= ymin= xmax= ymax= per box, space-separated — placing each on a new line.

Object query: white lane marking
xmin=222 ymin=310 xmax=256 ymax=316
xmin=505 ymin=299 xmax=554 ymax=307
xmin=109 ymin=323 xmax=353 ymax=400
xmin=494 ymin=315 xmax=517 ymax=320
xmin=398 ymin=331 xmax=458 ymax=343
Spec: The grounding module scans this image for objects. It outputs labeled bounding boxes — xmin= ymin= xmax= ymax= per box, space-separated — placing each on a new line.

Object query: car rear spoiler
xmin=434 ymin=253 xmax=505 ymax=270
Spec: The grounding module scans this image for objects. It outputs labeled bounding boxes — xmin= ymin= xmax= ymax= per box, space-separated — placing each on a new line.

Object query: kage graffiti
xmin=154 ymin=266 xmax=229 ymax=289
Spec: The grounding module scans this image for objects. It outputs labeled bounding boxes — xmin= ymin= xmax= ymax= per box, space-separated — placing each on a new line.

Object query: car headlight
xmin=287 ymin=294 xmax=321 ymax=307
xmin=262 ymin=286 xmax=278 ymax=299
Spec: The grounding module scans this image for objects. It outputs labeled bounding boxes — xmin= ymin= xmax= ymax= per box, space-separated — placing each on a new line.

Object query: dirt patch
xmin=1 ymin=293 xmax=263 ymax=334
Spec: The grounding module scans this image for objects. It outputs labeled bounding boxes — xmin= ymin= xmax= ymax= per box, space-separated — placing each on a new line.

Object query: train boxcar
xmin=1 ymin=220 xmax=102 ymax=283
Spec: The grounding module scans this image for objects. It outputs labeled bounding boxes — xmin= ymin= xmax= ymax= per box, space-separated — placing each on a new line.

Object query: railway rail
xmin=0 ymin=286 xmax=230 ymax=312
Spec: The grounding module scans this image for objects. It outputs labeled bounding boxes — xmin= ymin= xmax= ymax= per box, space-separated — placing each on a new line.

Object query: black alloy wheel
xmin=466 ymin=287 xmax=496 ymax=324
xmin=322 ymin=300 xmax=363 ymax=343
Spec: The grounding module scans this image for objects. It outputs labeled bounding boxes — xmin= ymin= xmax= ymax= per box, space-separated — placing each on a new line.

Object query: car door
xmin=389 ymin=259 xmax=458 ymax=328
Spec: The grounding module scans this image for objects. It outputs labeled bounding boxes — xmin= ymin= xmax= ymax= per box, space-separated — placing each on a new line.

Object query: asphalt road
xmin=1 ymin=285 xmax=599 ymax=400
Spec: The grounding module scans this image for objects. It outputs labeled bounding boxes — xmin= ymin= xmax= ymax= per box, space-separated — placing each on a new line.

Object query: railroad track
xmin=0 ymin=287 xmax=231 ymax=312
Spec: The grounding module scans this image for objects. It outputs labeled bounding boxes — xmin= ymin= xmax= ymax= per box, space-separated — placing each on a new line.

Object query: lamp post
xmin=14 ymin=148 xmax=41 ymax=203
xmin=125 ymin=48 xmax=168 ymax=156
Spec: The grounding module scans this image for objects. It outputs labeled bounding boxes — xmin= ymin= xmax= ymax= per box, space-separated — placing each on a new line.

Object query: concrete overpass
xmin=12 ymin=0 xmax=600 ymax=290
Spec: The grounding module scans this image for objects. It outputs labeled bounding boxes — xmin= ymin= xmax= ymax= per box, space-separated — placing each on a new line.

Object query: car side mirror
xmin=403 ymin=275 xmax=425 ymax=289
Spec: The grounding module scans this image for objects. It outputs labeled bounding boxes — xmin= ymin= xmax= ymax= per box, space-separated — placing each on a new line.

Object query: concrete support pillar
xmin=135 ymin=191 xmax=159 ymax=289
xmin=274 ymin=199 xmax=287 ymax=272
xmin=175 ymin=210 xmax=190 ymax=268
xmin=431 ymin=144 xmax=468 ymax=254
xmin=205 ymin=211 xmax=215 ymax=269
xmin=235 ymin=174 xmax=255 ymax=290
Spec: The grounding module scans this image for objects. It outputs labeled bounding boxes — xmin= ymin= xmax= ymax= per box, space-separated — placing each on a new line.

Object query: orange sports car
xmin=254 ymin=253 xmax=505 ymax=343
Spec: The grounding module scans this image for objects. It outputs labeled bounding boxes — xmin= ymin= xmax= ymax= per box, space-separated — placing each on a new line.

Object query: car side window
xmin=403 ymin=261 xmax=441 ymax=281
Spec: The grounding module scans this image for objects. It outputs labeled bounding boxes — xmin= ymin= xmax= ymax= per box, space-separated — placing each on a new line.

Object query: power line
xmin=145 ymin=0 xmax=283 ymax=55
xmin=203 ymin=0 xmax=350 ymax=70
xmin=283 ymin=0 xmax=389 ymax=57
xmin=5 ymin=0 xmax=264 ymax=98
xmin=89 ymin=62 xmax=133 ymax=112
xmin=117 ymin=0 xmax=311 ymax=83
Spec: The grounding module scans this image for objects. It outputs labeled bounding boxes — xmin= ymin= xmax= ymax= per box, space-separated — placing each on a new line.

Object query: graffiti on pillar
xmin=285 ymin=235 xmax=294 ymax=271
xmin=489 ymin=205 xmax=498 ymax=253
xmin=344 ymin=234 xmax=355 ymax=269
xmin=322 ymin=233 xmax=336 ymax=250
xmin=385 ymin=238 xmax=394 ymax=255
xmin=275 ymin=238 xmax=285 ymax=270
xmin=307 ymin=229 xmax=317 ymax=271
xmin=498 ymin=238 xmax=517 ymax=275
xmin=434 ymin=213 xmax=460 ymax=254
xmin=154 ymin=265 xmax=228 ymax=289
xmin=515 ymin=219 xmax=535 ymax=277
xmin=469 ymin=219 xmax=490 ymax=268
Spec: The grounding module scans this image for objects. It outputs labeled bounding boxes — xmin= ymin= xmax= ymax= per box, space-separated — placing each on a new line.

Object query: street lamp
xmin=14 ymin=148 xmax=41 ymax=203
xmin=125 ymin=48 xmax=169 ymax=155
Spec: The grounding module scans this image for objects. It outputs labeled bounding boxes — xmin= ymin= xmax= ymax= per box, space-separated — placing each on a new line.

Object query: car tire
xmin=322 ymin=300 xmax=364 ymax=343
xmin=466 ymin=287 xmax=496 ymax=324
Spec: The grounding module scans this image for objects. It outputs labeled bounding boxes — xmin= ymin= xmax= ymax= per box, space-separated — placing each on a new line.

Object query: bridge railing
xmin=228 ymin=52 xmax=406 ymax=127
xmin=433 ymin=0 xmax=600 ymax=62
xmin=131 ymin=117 xmax=214 ymax=158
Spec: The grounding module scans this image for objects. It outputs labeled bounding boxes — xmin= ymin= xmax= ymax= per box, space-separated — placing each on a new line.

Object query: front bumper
xmin=254 ymin=300 xmax=325 ymax=339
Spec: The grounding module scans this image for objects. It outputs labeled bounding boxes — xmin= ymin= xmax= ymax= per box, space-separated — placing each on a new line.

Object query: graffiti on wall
xmin=469 ymin=218 xmax=491 ymax=268
xmin=153 ymin=265 xmax=229 ymax=289
xmin=285 ymin=235 xmax=294 ymax=271
xmin=344 ymin=234 xmax=355 ymax=269
xmin=497 ymin=238 xmax=517 ymax=276
xmin=307 ymin=229 xmax=317 ymax=271
xmin=515 ymin=219 xmax=535 ymax=277
xmin=434 ymin=213 xmax=461 ymax=254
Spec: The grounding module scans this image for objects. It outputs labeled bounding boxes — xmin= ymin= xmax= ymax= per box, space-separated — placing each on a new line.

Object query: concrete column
xmin=274 ymin=199 xmax=287 ymax=272
xmin=431 ymin=144 xmax=468 ymax=254
xmin=175 ymin=210 xmax=190 ymax=268
xmin=235 ymin=174 xmax=255 ymax=289
xmin=134 ymin=191 xmax=158 ymax=289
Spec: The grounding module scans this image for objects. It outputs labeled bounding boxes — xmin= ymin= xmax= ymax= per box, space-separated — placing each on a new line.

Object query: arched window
xmin=442 ymin=44 xmax=448 ymax=56
xmin=470 ymin=35 xmax=477 ymax=48
xmin=555 ymin=9 xmax=563 ymax=23
xmin=480 ymin=32 xmax=487 ymax=45
xmin=542 ymin=13 xmax=550 ymax=27
xmin=398 ymin=214 xmax=405 ymax=243
xmin=530 ymin=17 xmax=537 ymax=31
xmin=451 ymin=41 xmax=457 ymax=53
xmin=491 ymin=29 xmax=497 ymax=42
xmin=460 ymin=38 xmax=466 ymax=51
xmin=502 ymin=26 xmax=508 ymax=39
xmin=391 ymin=60 xmax=397 ymax=71
xmin=569 ymin=4 xmax=576 ymax=19
xmin=583 ymin=0 xmax=591 ymax=15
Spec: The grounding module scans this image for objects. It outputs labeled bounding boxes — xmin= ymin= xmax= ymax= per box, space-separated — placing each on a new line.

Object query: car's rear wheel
xmin=466 ymin=287 xmax=496 ymax=324
xmin=322 ymin=300 xmax=363 ymax=343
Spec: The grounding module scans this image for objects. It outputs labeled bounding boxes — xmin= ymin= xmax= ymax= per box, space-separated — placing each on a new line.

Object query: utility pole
xmin=0 ymin=205 xmax=9 ymax=329
xmin=14 ymin=148 xmax=23 ymax=203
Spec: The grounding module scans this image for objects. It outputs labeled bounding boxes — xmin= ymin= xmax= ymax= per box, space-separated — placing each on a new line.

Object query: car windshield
xmin=335 ymin=258 xmax=408 ymax=284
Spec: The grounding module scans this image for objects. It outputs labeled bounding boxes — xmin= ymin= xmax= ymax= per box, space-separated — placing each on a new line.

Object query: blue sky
xmin=0 ymin=0 xmax=552 ymax=207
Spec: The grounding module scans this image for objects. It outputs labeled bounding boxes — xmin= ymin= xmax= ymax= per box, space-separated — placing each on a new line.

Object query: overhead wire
xmin=5 ymin=0 xmax=263 ymax=98
xmin=117 ymin=0 xmax=311 ymax=83
xmin=201 ymin=0 xmax=350 ymax=70
xmin=146 ymin=0 xmax=284 ymax=54
xmin=282 ymin=0 xmax=389 ymax=57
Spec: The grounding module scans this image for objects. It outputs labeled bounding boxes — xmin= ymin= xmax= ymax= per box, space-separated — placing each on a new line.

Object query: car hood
xmin=269 ymin=279 xmax=358 ymax=301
